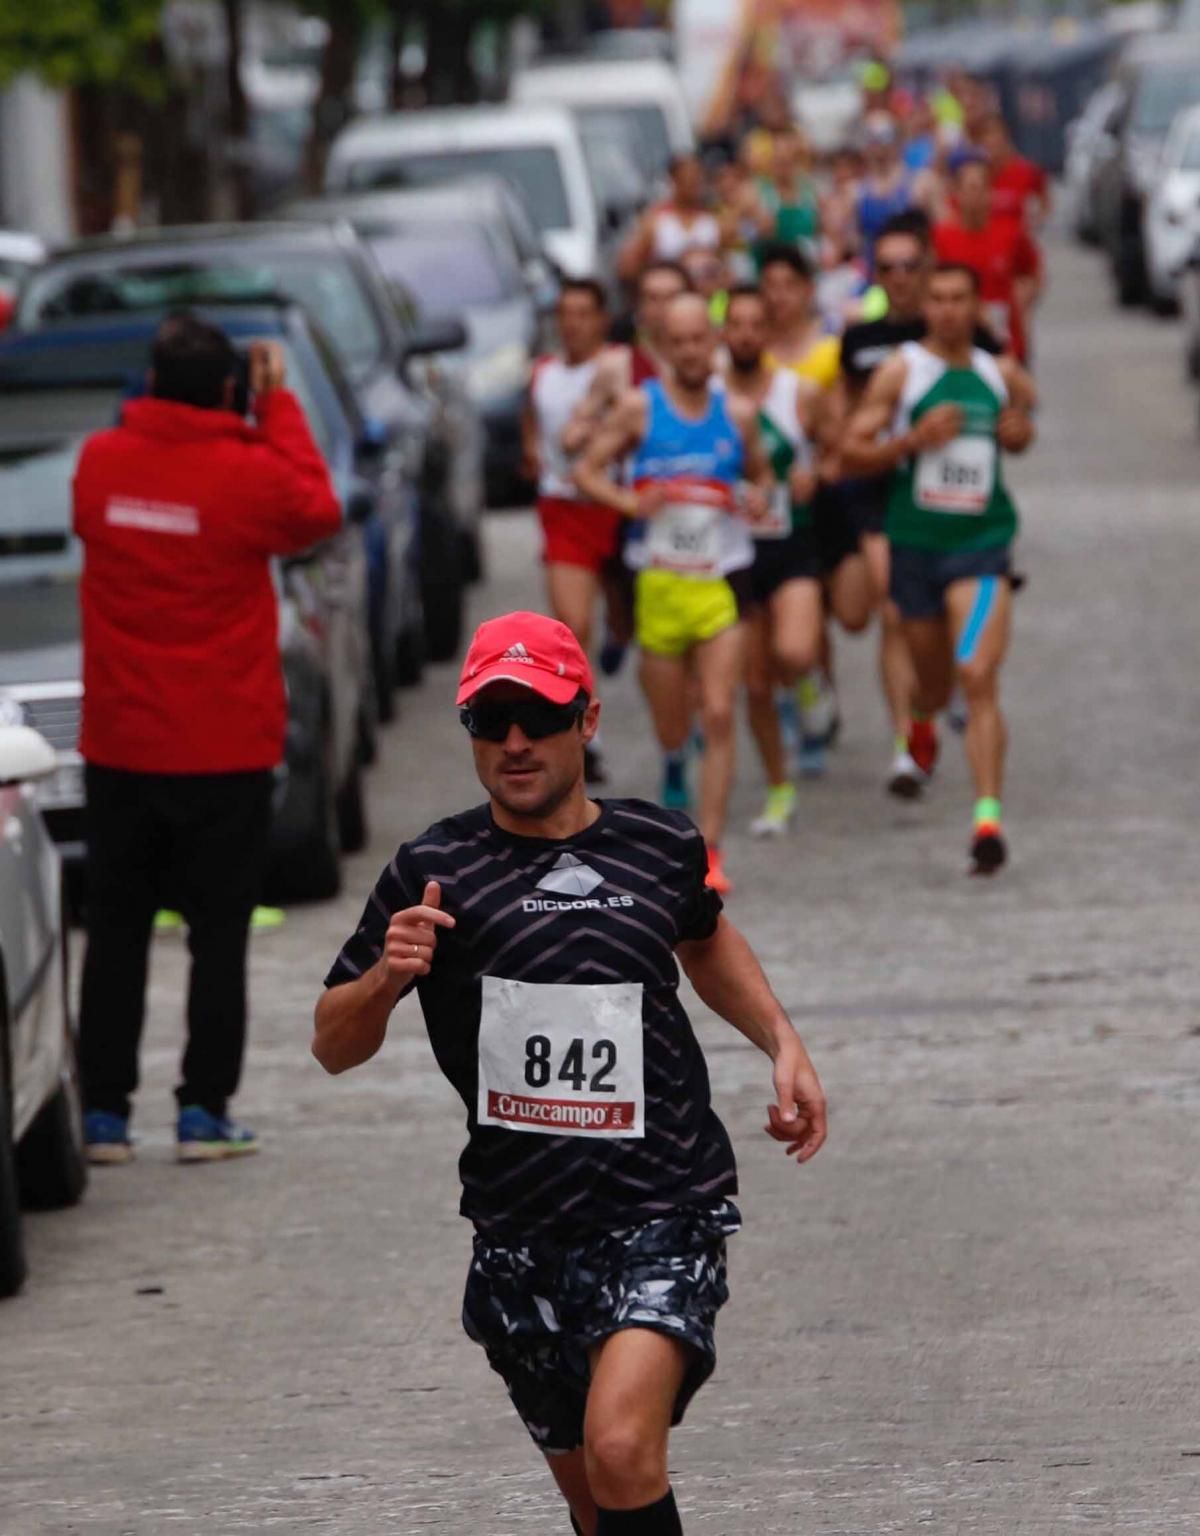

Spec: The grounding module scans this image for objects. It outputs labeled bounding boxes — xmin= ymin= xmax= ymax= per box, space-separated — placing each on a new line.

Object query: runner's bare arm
xmin=617 ymin=212 xmax=655 ymax=285
xmin=561 ymin=350 xmax=626 ymax=455
xmin=520 ymin=392 xmax=540 ymax=483
xmin=677 ymin=916 xmax=827 ymax=1162
xmin=729 ymin=394 xmax=773 ymax=515
xmin=840 ymin=354 xmax=909 ymax=474
xmin=996 ymin=357 xmax=1038 ymax=454
xmin=572 ymin=389 xmax=652 ymax=516
xmin=312 ymin=882 xmax=455 ymax=1074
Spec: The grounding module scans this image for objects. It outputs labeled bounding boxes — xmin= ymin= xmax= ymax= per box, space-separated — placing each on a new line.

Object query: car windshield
xmin=577 ymin=103 xmax=671 ymax=175
xmin=0 ymin=389 xmax=110 ymax=587
xmin=1132 ymin=65 xmax=1200 ymax=137
xmin=21 ymin=249 xmax=383 ymax=378
xmin=347 ymin=145 xmax=571 ymax=232
xmin=363 ymin=225 xmax=515 ymax=310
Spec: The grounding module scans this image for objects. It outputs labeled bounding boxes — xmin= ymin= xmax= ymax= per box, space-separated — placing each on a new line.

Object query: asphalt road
xmin=5 ymin=234 xmax=1200 ymax=1535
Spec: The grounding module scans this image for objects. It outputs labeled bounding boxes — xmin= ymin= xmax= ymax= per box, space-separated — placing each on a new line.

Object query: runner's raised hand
xmin=383 ymin=881 xmax=455 ymax=981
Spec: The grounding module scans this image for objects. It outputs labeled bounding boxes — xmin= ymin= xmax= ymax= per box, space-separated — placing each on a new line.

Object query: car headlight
xmin=0 ymin=694 xmax=25 ymax=728
xmin=468 ymin=343 xmax=530 ymax=402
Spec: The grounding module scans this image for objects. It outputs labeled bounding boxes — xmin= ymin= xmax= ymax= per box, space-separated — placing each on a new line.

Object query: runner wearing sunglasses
xmin=834 ymin=213 xmax=1003 ymax=798
xmin=314 ymin=610 xmax=827 ymax=1536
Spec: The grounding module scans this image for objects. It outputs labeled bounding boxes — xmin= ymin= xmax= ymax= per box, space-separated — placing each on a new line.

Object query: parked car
xmin=1178 ymin=237 xmax=1200 ymax=383
xmin=1092 ymin=33 xmax=1200 ymax=306
xmin=0 ymin=723 xmax=87 ymax=1299
xmin=287 ymin=186 xmax=546 ymax=504
xmin=0 ymin=229 xmax=45 ymax=328
xmin=0 ymin=301 xmax=378 ymax=904
xmin=1143 ymin=103 xmax=1200 ymax=312
xmin=14 ymin=221 xmax=478 ymax=665
xmin=1065 ymin=81 xmax=1124 ymax=244
xmin=511 ymin=56 xmax=693 ymax=179
xmin=325 ymin=104 xmax=603 ymax=283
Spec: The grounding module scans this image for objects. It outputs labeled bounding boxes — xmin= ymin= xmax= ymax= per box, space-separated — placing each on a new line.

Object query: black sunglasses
xmin=460 ymin=693 xmax=587 ymax=743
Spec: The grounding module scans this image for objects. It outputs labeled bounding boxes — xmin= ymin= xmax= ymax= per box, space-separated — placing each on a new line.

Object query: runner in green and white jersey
xmin=843 ymin=262 xmax=1036 ymax=873
xmin=723 ymin=287 xmax=821 ymax=837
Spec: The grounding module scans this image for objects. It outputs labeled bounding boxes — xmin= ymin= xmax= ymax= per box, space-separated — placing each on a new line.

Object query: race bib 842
xmin=476 ymin=976 xmax=645 ymax=1139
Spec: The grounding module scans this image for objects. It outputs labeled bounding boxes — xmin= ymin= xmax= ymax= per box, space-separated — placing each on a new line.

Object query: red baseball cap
xmin=456 ymin=611 xmax=594 ymax=707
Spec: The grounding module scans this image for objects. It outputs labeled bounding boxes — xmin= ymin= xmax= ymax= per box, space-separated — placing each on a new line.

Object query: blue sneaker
xmin=599 ymin=635 xmax=627 ymax=677
xmin=797 ymin=735 xmax=827 ymax=779
xmin=661 ymin=756 xmax=689 ymax=811
xmin=84 ymin=1110 xmax=134 ymax=1165
xmin=176 ymin=1106 xmax=259 ymax=1163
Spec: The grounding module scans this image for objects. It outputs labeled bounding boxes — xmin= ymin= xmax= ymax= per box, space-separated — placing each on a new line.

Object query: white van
xmin=511 ymin=57 xmax=694 ymax=179
xmin=326 ymin=104 xmax=601 ymax=280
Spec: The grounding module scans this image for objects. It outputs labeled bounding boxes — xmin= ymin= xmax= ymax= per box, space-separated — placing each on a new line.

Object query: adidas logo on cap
xmin=501 ymin=642 xmax=533 ymax=663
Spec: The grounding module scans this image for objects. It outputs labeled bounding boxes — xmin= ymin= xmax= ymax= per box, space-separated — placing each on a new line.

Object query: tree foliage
xmin=0 ymin=0 xmax=166 ymax=95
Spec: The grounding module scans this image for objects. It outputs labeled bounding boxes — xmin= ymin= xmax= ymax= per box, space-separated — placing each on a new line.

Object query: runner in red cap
xmin=314 ymin=608 xmax=827 ymax=1536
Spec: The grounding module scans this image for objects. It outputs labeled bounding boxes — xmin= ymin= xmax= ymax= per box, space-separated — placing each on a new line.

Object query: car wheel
xmin=0 ymin=1022 xmax=27 ymax=1299
xmin=336 ymin=756 xmax=368 ymax=855
xmin=16 ymin=1027 xmax=87 ymax=1213
xmin=1114 ymin=243 xmax=1145 ymax=307
xmin=268 ymin=739 xmax=342 ymax=903
xmin=420 ymin=503 xmax=465 ymax=663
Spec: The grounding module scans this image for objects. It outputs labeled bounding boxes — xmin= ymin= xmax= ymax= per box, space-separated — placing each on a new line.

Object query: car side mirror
xmin=399 ymin=318 xmax=469 ymax=376
xmin=0 ymin=725 xmax=58 ymax=786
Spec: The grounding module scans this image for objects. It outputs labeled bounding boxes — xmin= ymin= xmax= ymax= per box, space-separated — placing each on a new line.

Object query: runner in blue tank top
xmin=855 ymin=114 xmax=936 ymax=276
xmin=575 ymin=294 xmax=773 ymax=895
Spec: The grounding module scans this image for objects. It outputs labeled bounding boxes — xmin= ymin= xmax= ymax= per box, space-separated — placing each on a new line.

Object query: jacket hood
xmin=120 ymin=395 xmax=256 ymax=443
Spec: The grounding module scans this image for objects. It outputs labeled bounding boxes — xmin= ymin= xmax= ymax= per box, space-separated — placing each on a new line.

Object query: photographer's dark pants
xmin=79 ymin=764 xmax=274 ymax=1122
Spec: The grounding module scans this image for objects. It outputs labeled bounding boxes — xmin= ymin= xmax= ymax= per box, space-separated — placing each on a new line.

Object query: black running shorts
xmin=889 ymin=542 xmax=1012 ymax=621
xmin=462 ymin=1200 xmax=741 ymax=1454
xmin=749 ymin=527 xmax=822 ymax=605
xmin=812 ymin=485 xmax=860 ymax=575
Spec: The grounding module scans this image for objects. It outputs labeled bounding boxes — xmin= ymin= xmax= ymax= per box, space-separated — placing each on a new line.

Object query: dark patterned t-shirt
xmin=324 ymin=799 xmax=739 ymax=1240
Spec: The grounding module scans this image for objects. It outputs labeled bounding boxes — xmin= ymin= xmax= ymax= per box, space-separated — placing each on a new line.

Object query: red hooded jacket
xmin=73 ymin=390 xmax=342 ymax=774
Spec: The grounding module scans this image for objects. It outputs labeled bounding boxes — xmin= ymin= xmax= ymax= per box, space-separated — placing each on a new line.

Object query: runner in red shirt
xmin=979 ymin=113 xmax=1052 ymax=231
xmin=933 ymin=156 xmax=1042 ymax=363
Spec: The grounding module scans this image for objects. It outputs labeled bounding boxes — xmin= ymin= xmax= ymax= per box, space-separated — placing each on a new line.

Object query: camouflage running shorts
xmin=462 ymin=1200 xmax=741 ymax=1454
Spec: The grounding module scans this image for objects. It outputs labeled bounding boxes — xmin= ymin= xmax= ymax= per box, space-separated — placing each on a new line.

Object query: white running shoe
xmin=749 ymin=783 xmax=797 ymax=838
xmin=887 ymin=750 xmax=926 ymax=800
xmin=797 ymin=670 xmax=838 ymax=744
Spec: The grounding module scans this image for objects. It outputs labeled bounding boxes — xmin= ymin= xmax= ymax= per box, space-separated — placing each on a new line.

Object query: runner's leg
xmin=863 ymin=532 xmax=916 ymax=742
xmin=902 ymin=617 xmax=955 ymax=720
xmin=745 ymin=607 xmax=786 ymax=788
xmin=693 ymin=622 xmax=746 ymax=849
xmin=585 ymin=1329 xmax=690 ymax=1527
xmin=825 ymin=548 xmax=872 ymax=634
xmin=639 ymin=651 xmax=691 ymax=756
xmin=946 ymin=575 xmax=1013 ymax=804
xmin=547 ymin=562 xmax=602 ymax=653
xmin=547 ymin=1450 xmax=599 ymax=1536
xmin=769 ymin=577 xmax=823 ymax=682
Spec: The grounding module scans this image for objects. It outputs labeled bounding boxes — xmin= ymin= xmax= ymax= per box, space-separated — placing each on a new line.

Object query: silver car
xmin=0 ymin=723 xmax=87 ymax=1298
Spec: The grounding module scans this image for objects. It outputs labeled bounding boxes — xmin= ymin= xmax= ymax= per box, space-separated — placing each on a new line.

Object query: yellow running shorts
xmin=635 ymin=568 xmax=741 ymax=658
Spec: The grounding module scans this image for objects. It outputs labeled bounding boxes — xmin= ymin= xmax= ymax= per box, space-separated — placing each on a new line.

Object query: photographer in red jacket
xmin=74 ymin=312 xmax=342 ymax=1166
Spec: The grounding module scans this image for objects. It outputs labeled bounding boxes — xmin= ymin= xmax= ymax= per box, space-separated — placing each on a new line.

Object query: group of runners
xmin=316 ymin=73 xmax=1045 ymax=1536
xmin=524 ymin=83 xmax=1043 ymax=886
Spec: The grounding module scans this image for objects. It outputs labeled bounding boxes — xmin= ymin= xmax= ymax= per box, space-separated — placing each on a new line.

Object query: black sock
xmin=596 ymin=1488 xmax=683 ymax=1534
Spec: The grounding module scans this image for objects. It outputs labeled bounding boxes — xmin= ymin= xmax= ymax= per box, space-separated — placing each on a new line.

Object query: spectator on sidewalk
xmin=74 ymin=312 xmax=342 ymax=1167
